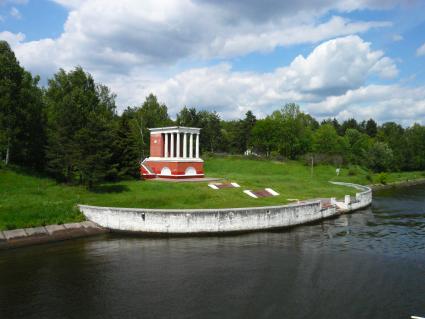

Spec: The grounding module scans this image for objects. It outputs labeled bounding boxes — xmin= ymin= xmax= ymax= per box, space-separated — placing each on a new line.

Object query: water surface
xmin=1 ymin=186 xmax=424 ymax=318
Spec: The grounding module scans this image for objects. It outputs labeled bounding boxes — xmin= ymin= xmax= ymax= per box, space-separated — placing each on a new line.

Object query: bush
xmin=348 ymin=166 xmax=357 ymax=176
xmin=270 ymin=150 xmax=279 ymax=158
xmin=376 ymin=172 xmax=389 ymax=185
xmin=366 ymin=173 xmax=373 ymax=182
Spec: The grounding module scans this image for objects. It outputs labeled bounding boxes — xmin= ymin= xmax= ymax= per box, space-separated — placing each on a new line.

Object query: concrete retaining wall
xmin=78 ymin=182 xmax=372 ymax=234
xmin=0 ymin=221 xmax=108 ymax=250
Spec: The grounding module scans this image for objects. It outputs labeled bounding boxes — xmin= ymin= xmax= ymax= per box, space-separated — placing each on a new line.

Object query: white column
xmin=176 ymin=133 xmax=180 ymax=158
xmin=170 ymin=133 xmax=174 ymax=158
xmin=164 ymin=133 xmax=169 ymax=158
xmin=183 ymin=133 xmax=187 ymax=158
xmin=196 ymin=133 xmax=199 ymax=158
xmin=189 ymin=133 xmax=193 ymax=158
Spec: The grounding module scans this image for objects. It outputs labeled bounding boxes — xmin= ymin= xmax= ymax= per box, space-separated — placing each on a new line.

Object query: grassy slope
xmin=1 ymin=157 xmax=424 ymax=230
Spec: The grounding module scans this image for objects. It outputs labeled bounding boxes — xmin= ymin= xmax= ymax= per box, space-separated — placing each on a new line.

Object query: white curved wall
xmin=78 ymin=183 xmax=372 ymax=234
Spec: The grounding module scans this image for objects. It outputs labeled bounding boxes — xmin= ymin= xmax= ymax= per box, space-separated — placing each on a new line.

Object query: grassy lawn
xmin=1 ymin=156 xmax=424 ymax=230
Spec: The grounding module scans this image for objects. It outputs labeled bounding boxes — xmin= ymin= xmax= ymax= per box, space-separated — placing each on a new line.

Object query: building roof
xmin=148 ymin=126 xmax=201 ymax=134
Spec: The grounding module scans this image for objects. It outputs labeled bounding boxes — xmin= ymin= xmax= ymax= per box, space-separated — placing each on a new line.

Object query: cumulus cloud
xmin=0 ymin=30 xmax=25 ymax=46
xmin=147 ymin=36 xmax=398 ymax=117
xmin=145 ymin=36 xmax=399 ymax=119
xmin=305 ymin=85 xmax=425 ymax=125
xmin=416 ymin=43 xmax=425 ymax=56
xmin=1 ymin=0 xmax=422 ymax=123
xmin=5 ymin=0 xmax=394 ymax=79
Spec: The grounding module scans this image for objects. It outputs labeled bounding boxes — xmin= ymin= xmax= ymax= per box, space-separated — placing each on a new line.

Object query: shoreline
xmin=0 ymin=221 xmax=108 ymax=250
xmin=2 ymin=178 xmax=425 ymax=250
xmin=370 ymin=177 xmax=425 ymax=191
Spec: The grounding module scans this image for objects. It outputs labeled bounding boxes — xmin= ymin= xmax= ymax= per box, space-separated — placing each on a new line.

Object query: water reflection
xmin=0 ymin=186 xmax=425 ymax=318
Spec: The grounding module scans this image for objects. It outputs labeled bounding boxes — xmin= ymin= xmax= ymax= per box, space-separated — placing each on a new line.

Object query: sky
xmin=1 ymin=0 xmax=425 ymax=124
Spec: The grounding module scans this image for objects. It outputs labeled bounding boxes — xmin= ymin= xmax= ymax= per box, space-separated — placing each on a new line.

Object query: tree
xmin=367 ymin=142 xmax=394 ymax=172
xmin=343 ymin=128 xmax=371 ymax=165
xmin=198 ymin=110 xmax=222 ymax=153
xmin=312 ymin=124 xmax=343 ymax=154
xmin=404 ymin=124 xmax=425 ymax=170
xmin=376 ymin=122 xmax=405 ymax=170
xmin=251 ymin=118 xmax=280 ymax=156
xmin=0 ymin=41 xmax=23 ymax=165
xmin=241 ymin=110 xmax=256 ymax=151
xmin=270 ymin=104 xmax=313 ymax=159
xmin=321 ymin=118 xmax=341 ymax=133
xmin=218 ymin=120 xmax=240 ymax=153
xmin=111 ymin=108 xmax=144 ymax=179
xmin=135 ymin=94 xmax=171 ymax=159
xmin=0 ymin=41 xmax=46 ymax=168
xmin=176 ymin=107 xmax=223 ymax=153
xmin=365 ymin=118 xmax=378 ymax=137
xmin=45 ymin=67 xmax=116 ymax=187
xmin=176 ymin=106 xmax=201 ymax=127
xmin=340 ymin=118 xmax=360 ymax=135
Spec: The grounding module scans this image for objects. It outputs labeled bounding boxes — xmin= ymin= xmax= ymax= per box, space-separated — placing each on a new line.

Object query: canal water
xmin=0 ymin=186 xmax=424 ymax=319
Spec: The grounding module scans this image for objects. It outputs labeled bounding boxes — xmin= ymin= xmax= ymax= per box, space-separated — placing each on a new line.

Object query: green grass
xmin=1 ymin=157 xmax=424 ymax=230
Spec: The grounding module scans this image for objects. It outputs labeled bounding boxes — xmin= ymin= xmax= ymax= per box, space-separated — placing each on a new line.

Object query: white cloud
xmin=51 ymin=0 xmax=83 ymax=9
xmin=0 ymin=30 xmax=25 ymax=46
xmin=1 ymin=0 xmax=422 ymax=124
xmin=392 ymin=34 xmax=403 ymax=41
xmin=416 ymin=43 xmax=425 ymax=56
xmin=9 ymin=6 xmax=21 ymax=19
xmin=5 ymin=0 xmax=394 ymax=80
xmin=305 ymin=85 xmax=425 ymax=125
xmin=144 ymin=36 xmax=400 ymax=120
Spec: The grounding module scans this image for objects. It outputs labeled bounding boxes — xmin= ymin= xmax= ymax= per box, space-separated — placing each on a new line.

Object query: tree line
xmin=1 ymin=40 xmax=425 ymax=187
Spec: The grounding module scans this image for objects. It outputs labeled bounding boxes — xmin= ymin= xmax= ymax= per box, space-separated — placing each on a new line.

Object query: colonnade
xmin=163 ymin=132 xmax=199 ymax=159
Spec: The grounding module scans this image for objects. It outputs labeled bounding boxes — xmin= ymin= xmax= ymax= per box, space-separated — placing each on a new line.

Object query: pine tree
xmin=111 ymin=108 xmax=142 ymax=179
xmin=45 ymin=67 xmax=116 ymax=187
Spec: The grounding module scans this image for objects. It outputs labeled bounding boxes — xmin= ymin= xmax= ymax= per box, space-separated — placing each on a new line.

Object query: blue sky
xmin=1 ymin=0 xmax=425 ymax=124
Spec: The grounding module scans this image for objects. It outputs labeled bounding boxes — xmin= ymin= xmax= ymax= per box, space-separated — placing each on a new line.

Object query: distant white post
xmin=164 ymin=133 xmax=169 ymax=158
xmin=196 ymin=133 xmax=199 ymax=158
xmin=176 ymin=133 xmax=180 ymax=158
xmin=189 ymin=133 xmax=193 ymax=158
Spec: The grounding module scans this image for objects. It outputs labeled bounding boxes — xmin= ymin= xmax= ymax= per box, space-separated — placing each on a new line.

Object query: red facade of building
xmin=141 ymin=127 xmax=204 ymax=179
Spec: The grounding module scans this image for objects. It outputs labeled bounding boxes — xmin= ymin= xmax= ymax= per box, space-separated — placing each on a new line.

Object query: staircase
xmin=140 ymin=162 xmax=156 ymax=179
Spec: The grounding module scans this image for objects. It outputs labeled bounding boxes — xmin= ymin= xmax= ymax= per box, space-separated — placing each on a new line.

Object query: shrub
xmin=348 ymin=166 xmax=357 ymax=176
xmin=365 ymin=173 xmax=373 ymax=182
xmin=376 ymin=172 xmax=389 ymax=185
xmin=270 ymin=150 xmax=280 ymax=158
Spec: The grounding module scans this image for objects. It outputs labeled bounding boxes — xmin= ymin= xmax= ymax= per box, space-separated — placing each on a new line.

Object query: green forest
xmin=1 ymin=40 xmax=425 ymax=188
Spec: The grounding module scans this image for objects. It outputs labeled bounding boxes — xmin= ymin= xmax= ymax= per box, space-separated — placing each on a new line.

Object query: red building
xmin=140 ymin=126 xmax=204 ymax=179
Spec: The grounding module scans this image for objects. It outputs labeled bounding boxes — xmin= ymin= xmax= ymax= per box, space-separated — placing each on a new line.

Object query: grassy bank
xmin=1 ymin=157 xmax=424 ymax=230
